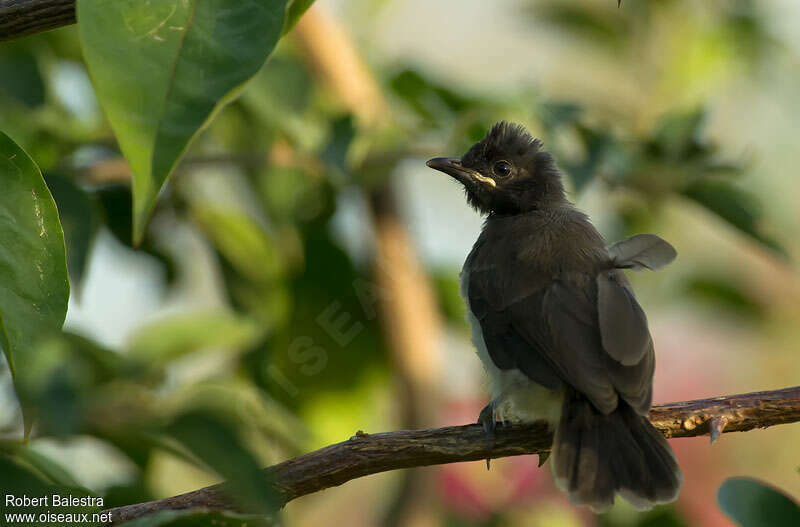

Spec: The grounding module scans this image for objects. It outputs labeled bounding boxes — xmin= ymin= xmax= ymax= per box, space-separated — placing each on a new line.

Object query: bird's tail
xmin=551 ymin=389 xmax=682 ymax=512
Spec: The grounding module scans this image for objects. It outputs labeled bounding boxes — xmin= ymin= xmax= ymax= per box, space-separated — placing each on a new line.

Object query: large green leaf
xmin=0 ymin=132 xmax=69 ymax=378
xmin=77 ymin=0 xmax=289 ymax=244
xmin=718 ymin=477 xmax=800 ymax=527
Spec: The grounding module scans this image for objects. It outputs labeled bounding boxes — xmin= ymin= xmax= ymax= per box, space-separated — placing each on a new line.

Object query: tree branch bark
xmin=0 ymin=0 xmax=75 ymax=41
xmin=102 ymin=386 xmax=800 ymax=525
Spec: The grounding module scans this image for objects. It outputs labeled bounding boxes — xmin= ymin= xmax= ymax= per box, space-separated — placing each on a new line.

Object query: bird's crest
xmin=464 ymin=121 xmax=543 ymax=166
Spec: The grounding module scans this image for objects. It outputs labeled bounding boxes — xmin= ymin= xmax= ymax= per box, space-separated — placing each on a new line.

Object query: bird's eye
xmin=493 ymin=160 xmax=512 ymax=178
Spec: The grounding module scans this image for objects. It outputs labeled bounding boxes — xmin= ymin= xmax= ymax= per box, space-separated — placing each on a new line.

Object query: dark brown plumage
xmin=427 ymin=122 xmax=682 ymax=511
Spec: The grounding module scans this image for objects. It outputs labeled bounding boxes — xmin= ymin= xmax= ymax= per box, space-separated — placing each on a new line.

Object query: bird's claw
xmin=478 ymin=402 xmax=498 ymax=470
xmin=478 ymin=402 xmax=497 ymax=440
xmin=538 ymin=451 xmax=550 ymax=467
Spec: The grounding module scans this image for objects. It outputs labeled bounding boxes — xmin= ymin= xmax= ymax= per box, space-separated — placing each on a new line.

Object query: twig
xmin=0 ymin=0 xmax=75 ymax=41
xmin=102 ymin=386 xmax=800 ymax=525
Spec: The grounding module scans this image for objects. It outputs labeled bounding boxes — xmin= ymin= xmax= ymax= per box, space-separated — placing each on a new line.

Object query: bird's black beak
xmin=426 ymin=157 xmax=496 ymax=187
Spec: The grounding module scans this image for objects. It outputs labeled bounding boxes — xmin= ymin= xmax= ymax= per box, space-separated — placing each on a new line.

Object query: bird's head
xmin=427 ymin=122 xmax=566 ymax=215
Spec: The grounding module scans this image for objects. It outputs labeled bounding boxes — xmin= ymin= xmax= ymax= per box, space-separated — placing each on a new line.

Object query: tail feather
xmin=552 ymin=390 xmax=682 ymax=512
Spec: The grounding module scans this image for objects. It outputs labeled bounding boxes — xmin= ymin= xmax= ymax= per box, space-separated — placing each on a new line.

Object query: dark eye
xmin=493 ymin=160 xmax=512 ymax=178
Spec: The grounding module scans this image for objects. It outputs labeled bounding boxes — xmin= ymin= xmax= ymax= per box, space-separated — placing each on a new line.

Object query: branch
xmin=0 ymin=0 xmax=75 ymax=41
xmin=102 ymin=386 xmax=800 ymax=525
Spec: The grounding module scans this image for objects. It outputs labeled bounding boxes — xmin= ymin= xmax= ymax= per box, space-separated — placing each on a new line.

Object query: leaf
xmin=538 ymin=101 xmax=583 ymax=130
xmin=0 ymin=454 xmax=101 ymax=527
xmin=94 ymin=184 xmax=179 ymax=283
xmin=283 ymin=0 xmax=316 ymax=35
xmin=651 ymin=108 xmax=707 ymax=162
xmin=239 ymin=56 xmax=319 ymax=148
xmin=94 ymin=184 xmax=135 ymax=246
xmin=529 ymin=4 xmax=627 ymax=49
xmin=44 ymin=173 xmax=97 ymax=286
xmin=0 ymin=132 xmax=69 ymax=378
xmin=683 ymin=275 xmax=764 ymax=319
xmin=718 ymin=477 xmax=800 ymax=527
xmin=389 ymin=69 xmax=478 ymax=122
xmin=562 ymin=124 xmax=622 ymax=192
xmin=191 ymin=207 xmax=284 ymax=285
xmin=78 ymin=0 xmax=289 ymax=244
xmin=166 ymin=411 xmax=280 ymax=514
xmin=321 ymin=115 xmax=356 ymax=175
xmin=12 ymin=447 xmax=86 ymax=489
xmin=0 ymin=49 xmax=45 ymax=108
xmin=174 ymin=381 xmax=308 ymax=454
xmin=681 ymin=179 xmax=786 ymax=257
xmin=126 ymin=310 xmax=264 ymax=366
xmin=14 ymin=336 xmax=93 ymax=436
xmin=121 ymin=509 xmax=274 ymax=527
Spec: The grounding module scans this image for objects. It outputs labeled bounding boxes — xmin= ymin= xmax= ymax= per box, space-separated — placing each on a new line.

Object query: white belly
xmin=460 ymin=269 xmax=562 ymax=425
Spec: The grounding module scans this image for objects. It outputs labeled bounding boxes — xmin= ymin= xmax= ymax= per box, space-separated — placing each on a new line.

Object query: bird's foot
xmin=478 ymin=402 xmax=499 ymax=470
xmin=478 ymin=402 xmax=497 ymax=439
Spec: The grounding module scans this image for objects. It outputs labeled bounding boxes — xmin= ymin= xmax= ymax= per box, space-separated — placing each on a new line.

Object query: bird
xmin=426 ymin=121 xmax=682 ymax=512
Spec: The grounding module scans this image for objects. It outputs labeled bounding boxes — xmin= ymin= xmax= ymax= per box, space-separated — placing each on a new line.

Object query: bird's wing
xmin=607 ymin=234 xmax=676 ymax=271
xmin=468 ymin=267 xmax=654 ymax=416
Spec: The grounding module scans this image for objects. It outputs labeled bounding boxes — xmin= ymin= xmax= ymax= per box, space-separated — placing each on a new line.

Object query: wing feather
xmin=597 ymin=270 xmax=650 ymax=366
xmin=469 ymin=269 xmax=655 ymax=416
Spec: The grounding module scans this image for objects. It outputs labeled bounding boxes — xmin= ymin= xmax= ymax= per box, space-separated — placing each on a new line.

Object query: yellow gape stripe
xmin=472 ymin=173 xmax=496 ymax=187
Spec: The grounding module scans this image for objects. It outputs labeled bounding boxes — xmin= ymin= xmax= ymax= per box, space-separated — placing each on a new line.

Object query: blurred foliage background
xmin=1 ymin=0 xmax=800 ymax=526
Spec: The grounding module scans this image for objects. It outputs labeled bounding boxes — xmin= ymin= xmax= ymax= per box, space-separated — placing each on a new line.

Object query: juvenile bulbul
xmin=427 ymin=122 xmax=682 ymax=512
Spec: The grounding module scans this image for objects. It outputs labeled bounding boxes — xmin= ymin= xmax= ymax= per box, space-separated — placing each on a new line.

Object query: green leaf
xmin=126 ymin=310 xmax=264 ymax=366
xmin=78 ymin=0 xmax=289 ymax=244
xmin=563 ymin=125 xmax=618 ymax=192
xmin=651 ymin=108 xmax=707 ymax=162
xmin=190 ymin=207 xmax=284 ymax=285
xmin=0 ymin=49 xmax=45 ymax=108
xmin=0 ymin=132 xmax=69 ymax=378
xmin=683 ymin=275 xmax=764 ymax=320
xmin=681 ymin=179 xmax=786 ymax=257
xmin=14 ymin=336 xmax=94 ymax=436
xmin=538 ymin=101 xmax=583 ymax=131
xmin=239 ymin=56 xmax=320 ymax=148
xmin=389 ymin=69 xmax=478 ymax=122
xmin=530 ymin=4 xmax=627 ymax=49
xmin=45 ymin=173 xmax=97 ymax=286
xmin=321 ymin=115 xmax=356 ymax=175
xmin=174 ymin=381 xmax=308 ymax=454
xmin=718 ymin=477 xmax=800 ymax=527
xmin=93 ymin=183 xmax=179 ymax=284
xmin=121 ymin=509 xmax=274 ymax=527
xmin=12 ymin=447 xmax=86 ymax=490
xmin=0 ymin=454 xmax=102 ymax=527
xmin=283 ymin=0 xmax=316 ymax=35
xmin=166 ymin=411 xmax=279 ymax=514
